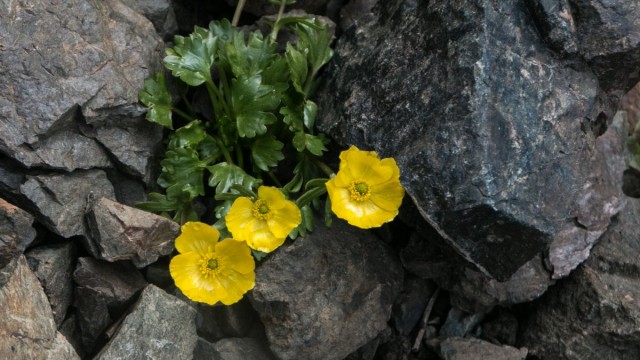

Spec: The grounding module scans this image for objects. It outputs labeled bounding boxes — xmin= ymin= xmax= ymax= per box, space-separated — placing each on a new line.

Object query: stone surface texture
xmin=194 ymin=337 xmax=276 ymax=360
xmin=94 ymin=285 xmax=198 ymax=360
xmin=440 ymin=337 xmax=528 ymax=360
xmin=317 ymin=0 xmax=628 ymax=288
xmin=250 ymin=219 xmax=403 ymax=360
xmin=85 ymin=197 xmax=180 ymax=268
xmin=0 ymin=0 xmax=164 ymax=171
xmin=0 ymin=256 xmax=80 ymax=359
xmin=73 ymin=257 xmax=147 ymax=353
xmin=521 ymin=197 xmax=640 ymax=359
xmin=26 ymin=241 xmax=76 ymax=327
xmin=0 ymin=198 xmax=36 ymax=270
xmin=121 ymin=0 xmax=178 ymax=38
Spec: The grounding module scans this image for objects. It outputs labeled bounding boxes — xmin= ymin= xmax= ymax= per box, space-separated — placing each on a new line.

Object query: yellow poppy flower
xmin=225 ymin=186 xmax=301 ymax=253
xmin=169 ymin=221 xmax=255 ymax=305
xmin=326 ymin=145 xmax=405 ymax=228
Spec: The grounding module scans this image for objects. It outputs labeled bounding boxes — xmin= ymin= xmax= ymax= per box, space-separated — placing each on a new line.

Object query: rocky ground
xmin=1 ymin=0 xmax=640 ymax=359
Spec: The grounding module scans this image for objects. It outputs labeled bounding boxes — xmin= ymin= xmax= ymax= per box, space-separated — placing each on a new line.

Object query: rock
xmin=440 ymin=337 xmax=528 ymax=360
xmin=85 ymin=197 xmax=180 ymax=268
xmin=73 ymin=257 xmax=147 ymax=353
xmin=94 ymin=284 xmax=198 ymax=360
xmin=249 ymin=219 xmax=403 ymax=360
xmin=26 ymin=241 xmax=76 ymax=327
xmin=524 ymin=0 xmax=578 ymax=55
xmin=81 ymin=119 xmax=164 ymax=184
xmin=197 ymin=298 xmax=260 ymax=342
xmin=224 ymin=0 xmax=331 ymax=17
xmin=19 ymin=170 xmax=115 ymax=239
xmin=339 ymin=0 xmax=377 ymax=31
xmin=121 ymin=0 xmax=178 ymax=38
xmin=0 ymin=0 xmax=163 ymax=170
xmin=391 ymin=276 xmax=436 ymax=336
xmin=0 ymin=198 xmax=36 ymax=271
xmin=478 ymin=308 xmax=519 ymax=347
xmin=521 ymin=197 xmax=640 ymax=359
xmin=317 ymin=0 xmax=626 ymax=284
xmin=568 ymin=0 xmax=640 ymax=98
xmin=194 ymin=337 xmax=276 ymax=360
xmin=0 ymin=256 xmax=80 ymax=359
xmin=59 ymin=313 xmax=85 ymax=359
xmin=440 ymin=308 xmax=485 ymax=338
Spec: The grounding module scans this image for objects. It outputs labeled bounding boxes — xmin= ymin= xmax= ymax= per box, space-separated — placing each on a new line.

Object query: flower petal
xmin=216 ymin=238 xmax=255 ymax=274
xmin=175 ymin=222 xmax=219 ymax=255
xmin=170 ymin=252 xmax=227 ymax=305
xmin=341 ymin=146 xmax=393 ymax=185
xmin=267 ymin=200 xmax=302 ymax=239
xmin=370 ymin=179 xmax=405 ymax=212
xmin=258 ymin=186 xmax=286 ymax=210
xmin=225 ymin=197 xmax=255 ymax=241
xmin=217 ymin=268 xmax=255 ymax=305
xmin=246 ymin=218 xmax=284 ymax=253
xmin=328 ymin=183 xmax=396 ymax=228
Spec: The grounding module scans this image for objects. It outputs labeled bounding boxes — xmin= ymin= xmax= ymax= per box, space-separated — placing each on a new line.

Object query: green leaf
xmin=281 ymin=106 xmax=304 ymax=132
xmin=164 ymin=27 xmax=217 ymax=86
xmin=207 ymin=162 xmax=262 ymax=194
xmin=208 ymin=19 xmax=236 ymax=46
xmin=168 ymin=120 xmax=207 ymax=150
xmin=198 ymin=135 xmax=221 ymax=160
xmin=139 ymin=72 xmax=173 ymax=129
xmin=251 ymin=135 xmax=285 ymax=171
xmin=158 ymin=147 xmax=211 ymax=200
xmin=136 ymin=192 xmax=181 ymax=212
xmin=289 ymin=205 xmax=314 ymax=239
xmin=303 ymin=100 xmax=317 ymax=130
xmin=294 ymin=20 xmax=333 ymax=74
xmin=231 ymin=75 xmax=280 ymax=138
xmin=226 ymin=31 xmax=277 ymax=78
xmin=293 ymin=132 xmax=327 ymax=155
xmin=285 ymin=42 xmax=308 ymax=95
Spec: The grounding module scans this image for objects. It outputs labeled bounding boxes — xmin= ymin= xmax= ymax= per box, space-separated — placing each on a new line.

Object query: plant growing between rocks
xmin=137 ymin=0 xmax=405 ymax=305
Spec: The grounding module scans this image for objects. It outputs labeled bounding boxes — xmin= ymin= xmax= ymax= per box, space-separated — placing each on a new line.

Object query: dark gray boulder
xmin=121 ymin=0 xmax=178 ymax=38
xmin=94 ymin=284 xmax=198 ymax=360
xmin=26 ymin=241 xmax=76 ymax=327
xmin=0 ymin=198 xmax=36 ymax=272
xmin=85 ymin=197 xmax=179 ymax=268
xmin=73 ymin=257 xmax=147 ymax=353
xmin=194 ymin=337 xmax=276 ymax=360
xmin=317 ymin=0 xmax=627 ymax=287
xmin=249 ymin=219 xmax=403 ymax=360
xmin=520 ymin=197 xmax=640 ymax=359
xmin=0 ymin=256 xmax=79 ymax=359
xmin=0 ymin=0 xmax=164 ymax=174
xmin=440 ymin=337 xmax=528 ymax=360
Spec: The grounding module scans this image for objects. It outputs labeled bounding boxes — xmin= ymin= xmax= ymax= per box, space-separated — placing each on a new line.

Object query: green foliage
xmin=138 ymin=14 xmax=335 ymax=232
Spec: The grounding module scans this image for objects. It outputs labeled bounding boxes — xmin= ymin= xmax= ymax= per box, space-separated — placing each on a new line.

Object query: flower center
xmin=349 ymin=180 xmax=371 ymax=202
xmin=252 ymin=199 xmax=273 ymax=220
xmin=199 ymin=253 xmax=221 ymax=278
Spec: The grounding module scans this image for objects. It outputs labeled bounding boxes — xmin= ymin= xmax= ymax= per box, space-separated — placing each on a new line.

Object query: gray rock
xmin=26 ymin=241 xmax=76 ymax=327
xmin=81 ymin=119 xmax=164 ymax=184
xmin=197 ymin=299 xmax=260 ymax=342
xmin=524 ymin=0 xmax=578 ymax=55
xmin=94 ymin=284 xmax=198 ymax=360
xmin=479 ymin=308 xmax=519 ymax=347
xmin=0 ymin=198 xmax=36 ymax=271
xmin=440 ymin=337 xmax=528 ymax=360
xmin=249 ymin=219 xmax=403 ymax=360
xmin=391 ymin=277 xmax=436 ymax=336
xmin=0 ymin=256 xmax=80 ymax=359
xmin=0 ymin=0 xmax=163 ymax=170
xmin=440 ymin=308 xmax=486 ymax=338
xmin=18 ymin=170 xmax=115 ymax=239
xmin=59 ymin=313 xmax=84 ymax=358
xmin=121 ymin=0 xmax=178 ymax=38
xmin=73 ymin=257 xmax=147 ymax=352
xmin=317 ymin=0 xmax=626 ymax=285
xmin=339 ymin=0 xmax=377 ymax=31
xmin=521 ymin=197 xmax=640 ymax=359
xmin=85 ymin=197 xmax=179 ymax=268
xmin=194 ymin=337 xmax=276 ymax=360
xmin=224 ymin=0 xmax=330 ymax=17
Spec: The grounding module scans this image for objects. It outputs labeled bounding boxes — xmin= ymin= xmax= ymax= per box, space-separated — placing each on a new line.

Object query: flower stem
xmin=314 ymin=159 xmax=335 ymax=178
xmin=295 ymin=186 xmax=327 ymax=208
xmin=232 ymin=0 xmax=246 ymax=26
xmin=172 ymin=107 xmax=196 ymax=123
xmin=267 ymin=171 xmax=283 ymax=187
xmin=215 ymin=137 xmax=234 ymax=164
xmin=270 ymin=0 xmax=288 ymax=43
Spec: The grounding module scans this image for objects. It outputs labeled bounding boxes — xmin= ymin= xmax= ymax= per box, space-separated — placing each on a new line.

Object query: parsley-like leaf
xmin=139 ymin=72 xmax=173 ymax=129
xmin=231 ymin=75 xmax=279 ymax=138
xmin=207 ymin=162 xmax=261 ymax=194
xmin=164 ymin=28 xmax=217 ymax=86
xmin=251 ymin=135 xmax=285 ymax=171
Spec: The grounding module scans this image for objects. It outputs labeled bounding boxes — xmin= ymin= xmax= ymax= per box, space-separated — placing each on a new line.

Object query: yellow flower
xmin=326 ymin=145 xmax=405 ymax=229
xmin=169 ymin=221 xmax=255 ymax=305
xmin=225 ymin=186 xmax=301 ymax=253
